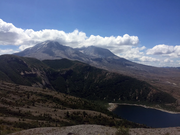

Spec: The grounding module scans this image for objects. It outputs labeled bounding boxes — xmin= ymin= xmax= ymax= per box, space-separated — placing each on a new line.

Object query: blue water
xmin=112 ymin=105 xmax=180 ymax=128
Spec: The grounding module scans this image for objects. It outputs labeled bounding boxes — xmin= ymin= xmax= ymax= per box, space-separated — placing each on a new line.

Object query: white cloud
xmin=147 ymin=44 xmax=180 ymax=58
xmin=139 ymin=56 xmax=160 ymax=62
xmin=19 ymin=45 xmax=34 ymax=51
xmin=164 ymin=58 xmax=173 ymax=63
xmin=0 ymin=19 xmax=139 ymax=51
xmin=116 ymin=46 xmax=160 ymax=63
xmin=0 ymin=49 xmax=17 ymax=55
xmin=139 ymin=46 xmax=146 ymax=50
xmin=84 ymin=34 xmax=139 ymax=47
xmin=177 ymin=60 xmax=180 ymax=65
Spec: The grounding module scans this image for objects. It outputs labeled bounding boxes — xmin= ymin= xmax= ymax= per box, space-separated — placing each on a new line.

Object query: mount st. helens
xmin=15 ymin=41 xmax=180 ymax=103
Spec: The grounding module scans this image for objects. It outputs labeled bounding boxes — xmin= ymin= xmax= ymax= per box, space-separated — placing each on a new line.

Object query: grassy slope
xmin=0 ymin=55 xmax=47 ymax=86
xmin=0 ymin=82 xmax=146 ymax=134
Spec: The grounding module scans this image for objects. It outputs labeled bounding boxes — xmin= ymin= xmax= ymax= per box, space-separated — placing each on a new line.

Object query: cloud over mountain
xmin=0 ymin=19 xmax=139 ymax=50
xmin=0 ymin=19 xmax=179 ymax=67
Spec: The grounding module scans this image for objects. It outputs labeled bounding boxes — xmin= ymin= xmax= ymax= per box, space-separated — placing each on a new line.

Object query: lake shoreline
xmin=108 ymin=103 xmax=180 ymax=114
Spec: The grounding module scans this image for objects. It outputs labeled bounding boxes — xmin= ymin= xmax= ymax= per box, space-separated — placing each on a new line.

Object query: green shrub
xmin=115 ymin=126 xmax=130 ymax=135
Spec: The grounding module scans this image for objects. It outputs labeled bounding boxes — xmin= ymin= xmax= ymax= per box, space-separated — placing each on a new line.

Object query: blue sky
xmin=0 ymin=0 xmax=180 ymax=67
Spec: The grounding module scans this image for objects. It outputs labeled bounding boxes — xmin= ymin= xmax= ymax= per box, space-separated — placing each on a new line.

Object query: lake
xmin=112 ymin=105 xmax=180 ymax=128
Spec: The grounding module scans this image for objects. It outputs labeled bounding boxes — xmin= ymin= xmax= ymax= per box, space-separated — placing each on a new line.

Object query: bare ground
xmin=7 ymin=125 xmax=180 ymax=135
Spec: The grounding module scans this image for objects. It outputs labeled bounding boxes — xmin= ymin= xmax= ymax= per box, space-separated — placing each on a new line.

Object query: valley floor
xmin=7 ymin=124 xmax=180 ymax=135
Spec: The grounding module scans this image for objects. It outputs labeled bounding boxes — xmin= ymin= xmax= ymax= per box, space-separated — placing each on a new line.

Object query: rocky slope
xmin=8 ymin=125 xmax=180 ymax=135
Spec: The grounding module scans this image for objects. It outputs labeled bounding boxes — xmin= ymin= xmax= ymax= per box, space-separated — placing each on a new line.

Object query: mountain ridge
xmin=14 ymin=41 xmax=180 ymax=103
xmin=0 ymin=54 xmax=176 ymax=105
